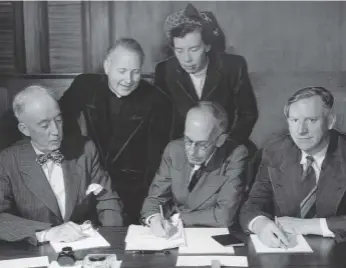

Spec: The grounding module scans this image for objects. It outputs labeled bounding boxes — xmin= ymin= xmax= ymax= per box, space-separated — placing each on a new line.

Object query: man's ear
xmin=103 ymin=59 xmax=110 ymax=74
xmin=328 ymin=113 xmax=336 ymax=130
xmin=18 ymin=122 xmax=30 ymax=137
xmin=215 ymin=133 xmax=228 ymax=148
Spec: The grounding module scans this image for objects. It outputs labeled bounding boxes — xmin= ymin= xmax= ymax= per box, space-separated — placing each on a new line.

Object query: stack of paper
xmin=125 ymin=216 xmax=186 ymax=250
xmin=250 ymin=234 xmax=313 ymax=253
xmin=176 ymin=256 xmax=248 ymax=267
xmin=0 ymin=256 xmax=49 ymax=268
xmin=50 ymin=228 xmax=110 ymax=253
xmin=179 ymin=228 xmax=235 ymax=254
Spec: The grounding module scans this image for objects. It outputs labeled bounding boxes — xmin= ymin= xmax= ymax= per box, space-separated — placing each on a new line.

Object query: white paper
xmin=50 ymin=229 xmax=110 ymax=253
xmin=0 ymin=256 xmax=49 ymax=268
xmin=176 ymin=256 xmax=248 ymax=267
xmin=125 ymin=215 xmax=186 ymax=250
xmin=250 ymin=234 xmax=313 ymax=253
xmin=179 ymin=228 xmax=235 ymax=254
xmin=49 ymin=260 xmax=122 ymax=268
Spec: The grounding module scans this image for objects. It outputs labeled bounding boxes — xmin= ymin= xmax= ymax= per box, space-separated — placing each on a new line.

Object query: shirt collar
xmin=300 ymin=142 xmax=329 ymax=168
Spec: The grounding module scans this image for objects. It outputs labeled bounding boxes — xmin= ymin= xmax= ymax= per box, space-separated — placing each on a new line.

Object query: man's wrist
xmin=146 ymin=213 xmax=160 ymax=226
xmin=36 ymin=229 xmax=49 ymax=243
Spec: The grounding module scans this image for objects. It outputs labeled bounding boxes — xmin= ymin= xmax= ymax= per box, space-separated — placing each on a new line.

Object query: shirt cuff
xmin=248 ymin=215 xmax=268 ymax=233
xmin=35 ymin=230 xmax=48 ymax=242
xmin=145 ymin=213 xmax=160 ymax=226
xmin=320 ymin=218 xmax=335 ymax=237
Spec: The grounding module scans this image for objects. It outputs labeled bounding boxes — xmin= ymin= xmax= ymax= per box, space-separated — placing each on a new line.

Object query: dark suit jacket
xmin=0 ymin=137 xmax=123 ymax=245
xmin=240 ymin=130 xmax=346 ymax=242
xmin=141 ymin=139 xmax=248 ymax=227
xmin=59 ymin=74 xmax=173 ymax=224
xmin=155 ymin=52 xmax=258 ymax=143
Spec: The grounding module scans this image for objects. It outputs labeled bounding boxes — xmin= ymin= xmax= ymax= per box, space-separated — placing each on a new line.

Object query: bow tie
xmin=36 ymin=150 xmax=64 ymax=165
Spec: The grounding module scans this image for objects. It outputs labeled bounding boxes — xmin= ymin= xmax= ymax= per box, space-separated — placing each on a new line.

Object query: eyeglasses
xmin=184 ymin=134 xmax=221 ymax=151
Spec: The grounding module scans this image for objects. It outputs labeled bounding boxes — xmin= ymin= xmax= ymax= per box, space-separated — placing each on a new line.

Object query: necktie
xmin=188 ymin=165 xmax=205 ymax=192
xmin=300 ymin=155 xmax=317 ymax=218
xmin=36 ymin=150 xmax=64 ymax=165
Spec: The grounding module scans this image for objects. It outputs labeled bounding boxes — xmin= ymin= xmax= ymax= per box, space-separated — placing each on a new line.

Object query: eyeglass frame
xmin=183 ymin=133 xmax=224 ymax=151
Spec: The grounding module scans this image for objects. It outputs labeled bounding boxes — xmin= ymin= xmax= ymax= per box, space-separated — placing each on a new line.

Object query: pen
xmin=130 ymin=250 xmax=171 ymax=255
xmin=274 ymin=216 xmax=288 ymax=249
xmin=159 ymin=204 xmax=164 ymax=219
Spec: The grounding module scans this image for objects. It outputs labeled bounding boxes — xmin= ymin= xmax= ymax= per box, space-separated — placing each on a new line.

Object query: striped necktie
xmin=300 ymin=155 xmax=317 ymax=218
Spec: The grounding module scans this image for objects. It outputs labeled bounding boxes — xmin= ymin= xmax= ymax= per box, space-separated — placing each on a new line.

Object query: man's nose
xmin=50 ymin=121 xmax=59 ymax=135
xmin=298 ymin=121 xmax=308 ymax=134
xmin=182 ymin=51 xmax=192 ymax=62
xmin=124 ymin=72 xmax=133 ymax=83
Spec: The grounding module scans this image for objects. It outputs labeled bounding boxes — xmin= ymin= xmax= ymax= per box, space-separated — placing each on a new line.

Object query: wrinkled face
xmin=287 ymin=96 xmax=335 ymax=155
xmin=184 ymin=112 xmax=218 ymax=165
xmin=19 ymin=97 xmax=63 ymax=153
xmin=173 ymin=30 xmax=210 ymax=74
xmin=104 ymin=46 xmax=142 ymax=97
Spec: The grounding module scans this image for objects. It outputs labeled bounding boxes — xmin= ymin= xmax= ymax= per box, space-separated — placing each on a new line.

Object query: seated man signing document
xmin=141 ymin=101 xmax=248 ymax=236
xmin=0 ymin=85 xmax=123 ymax=245
xmin=240 ymin=86 xmax=346 ymax=247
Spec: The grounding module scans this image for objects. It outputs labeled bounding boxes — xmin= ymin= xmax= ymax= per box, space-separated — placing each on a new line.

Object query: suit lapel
xmin=19 ymin=141 xmax=62 ymax=219
xmin=175 ymin=68 xmax=199 ymax=102
xmin=187 ymin=146 xmax=229 ymax=211
xmin=270 ymin=138 xmax=303 ymax=216
xmin=317 ymin=132 xmax=346 ymax=216
xmin=201 ymin=54 xmax=222 ymax=100
xmin=62 ymin=159 xmax=82 ymax=221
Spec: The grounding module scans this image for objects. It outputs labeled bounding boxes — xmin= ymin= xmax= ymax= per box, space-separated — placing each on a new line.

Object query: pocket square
xmin=86 ymin=183 xmax=104 ymax=196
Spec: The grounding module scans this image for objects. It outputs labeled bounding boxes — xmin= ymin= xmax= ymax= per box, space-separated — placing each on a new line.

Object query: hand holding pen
xmin=149 ymin=205 xmax=175 ymax=238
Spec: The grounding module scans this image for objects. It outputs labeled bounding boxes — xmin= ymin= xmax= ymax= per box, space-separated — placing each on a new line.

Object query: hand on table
xmin=252 ymin=216 xmax=290 ymax=248
xmin=45 ymin=221 xmax=89 ymax=242
xmin=276 ymin=216 xmax=322 ymax=236
xmin=150 ymin=214 xmax=177 ymax=238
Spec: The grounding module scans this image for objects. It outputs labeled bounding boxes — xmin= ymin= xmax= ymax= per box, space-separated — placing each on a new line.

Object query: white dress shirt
xmin=32 ymin=144 xmax=66 ymax=218
xmin=189 ymin=59 xmax=209 ymax=99
xmin=249 ymin=143 xmax=334 ymax=237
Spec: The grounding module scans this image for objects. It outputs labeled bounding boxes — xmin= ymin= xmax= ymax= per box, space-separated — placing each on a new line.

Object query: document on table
xmin=50 ymin=228 xmax=110 ymax=253
xmin=176 ymin=256 xmax=248 ymax=267
xmin=125 ymin=214 xmax=186 ymax=250
xmin=250 ymin=234 xmax=313 ymax=253
xmin=178 ymin=228 xmax=235 ymax=254
xmin=0 ymin=256 xmax=49 ymax=268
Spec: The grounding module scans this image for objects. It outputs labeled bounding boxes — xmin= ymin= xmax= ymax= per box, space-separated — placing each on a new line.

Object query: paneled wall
xmin=0 ymin=1 xmax=346 ymax=146
xmin=1 ymin=1 xmax=346 ymax=74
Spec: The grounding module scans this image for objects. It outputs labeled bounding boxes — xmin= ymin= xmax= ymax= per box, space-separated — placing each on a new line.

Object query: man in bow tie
xmin=141 ymin=101 xmax=248 ymax=237
xmin=240 ymin=87 xmax=346 ymax=247
xmin=0 ymin=85 xmax=123 ymax=245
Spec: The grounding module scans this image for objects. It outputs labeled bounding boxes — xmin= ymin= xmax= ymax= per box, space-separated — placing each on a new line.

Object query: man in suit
xmin=59 ymin=38 xmax=173 ymax=225
xmin=155 ymin=4 xmax=258 ymax=144
xmin=0 ymin=85 xmax=123 ymax=245
xmin=240 ymin=86 xmax=346 ymax=247
xmin=141 ymin=101 xmax=248 ymax=236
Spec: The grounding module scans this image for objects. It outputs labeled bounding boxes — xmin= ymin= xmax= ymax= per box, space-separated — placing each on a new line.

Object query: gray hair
xmin=105 ymin=38 xmax=145 ymax=66
xmin=284 ymin=86 xmax=334 ymax=118
xmin=194 ymin=101 xmax=228 ymax=134
xmin=12 ymin=85 xmax=55 ymax=121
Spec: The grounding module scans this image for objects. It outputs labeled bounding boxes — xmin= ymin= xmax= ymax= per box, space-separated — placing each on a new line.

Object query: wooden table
xmin=0 ymin=227 xmax=345 ymax=268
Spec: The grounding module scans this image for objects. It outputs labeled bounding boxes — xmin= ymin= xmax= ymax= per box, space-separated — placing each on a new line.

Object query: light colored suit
xmin=0 ymin=137 xmax=123 ymax=245
xmin=141 ymin=139 xmax=248 ymax=227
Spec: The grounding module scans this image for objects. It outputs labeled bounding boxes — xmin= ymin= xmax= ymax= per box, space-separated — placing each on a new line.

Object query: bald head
xmin=13 ymin=85 xmax=57 ymax=122
xmin=184 ymin=101 xmax=228 ymax=165
xmin=13 ymin=85 xmax=63 ymax=153
xmin=185 ymin=101 xmax=228 ymax=139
